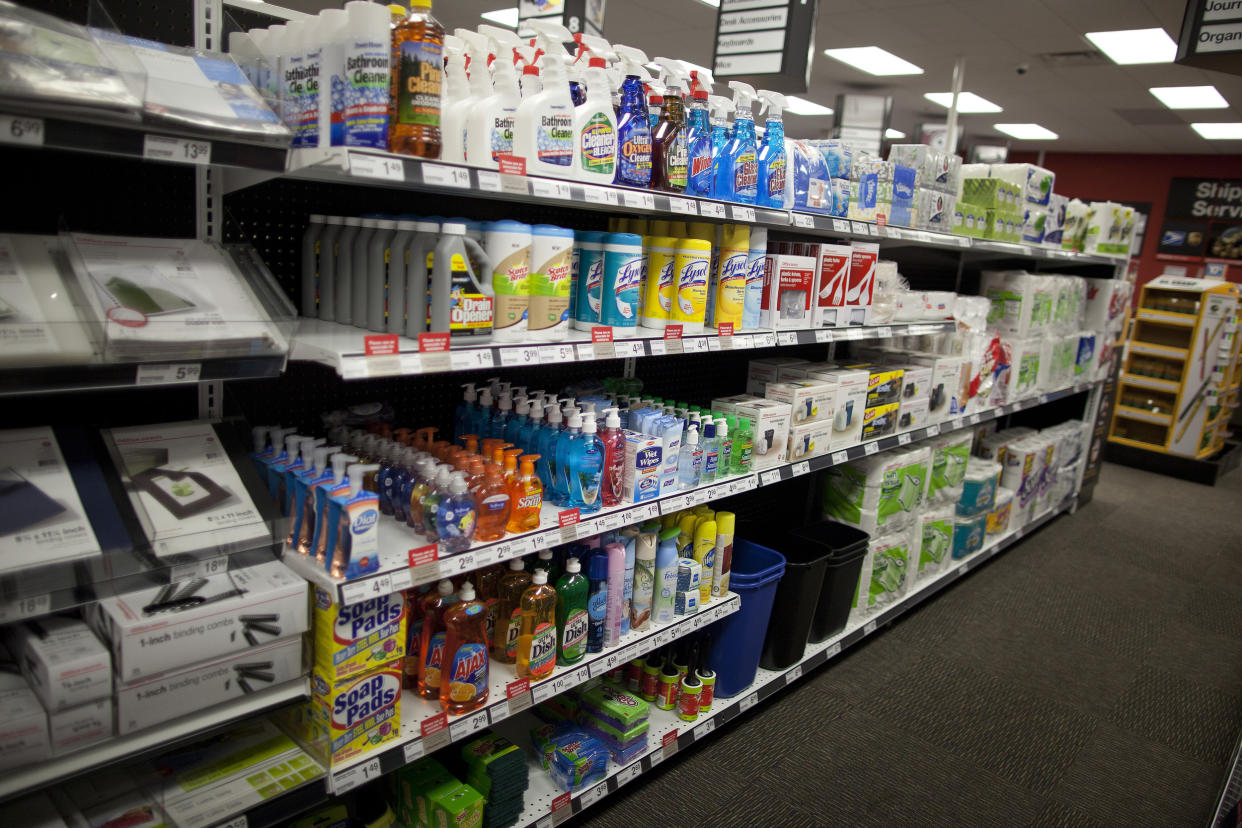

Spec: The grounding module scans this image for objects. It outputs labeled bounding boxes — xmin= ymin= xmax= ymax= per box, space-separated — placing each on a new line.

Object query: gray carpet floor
xmin=573 ymin=462 xmax=1242 ymax=827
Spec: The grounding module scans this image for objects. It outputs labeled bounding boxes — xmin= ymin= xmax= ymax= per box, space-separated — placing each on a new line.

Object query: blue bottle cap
xmin=488 ymin=219 xmax=532 ymax=233
xmin=589 ymin=553 xmax=609 ymax=580
xmin=533 ymin=224 xmax=575 ymax=237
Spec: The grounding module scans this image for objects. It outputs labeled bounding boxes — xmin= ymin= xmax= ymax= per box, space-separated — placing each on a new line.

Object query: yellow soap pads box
xmin=312 ymin=587 xmax=407 ymax=683
xmin=305 ymin=663 xmax=402 ymax=766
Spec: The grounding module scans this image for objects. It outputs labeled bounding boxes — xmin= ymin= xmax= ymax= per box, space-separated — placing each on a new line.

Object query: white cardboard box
xmin=0 ymin=670 xmax=50 ymax=771
xmin=732 ymin=399 xmax=792 ymax=470
xmin=745 ymin=358 xmax=807 ymax=395
xmin=807 ymin=368 xmax=869 ymax=448
xmin=11 ymin=616 xmax=111 ymax=712
xmin=765 ymin=380 xmax=835 ymax=426
xmin=788 ymin=420 xmax=833 ymax=460
xmin=48 ymin=697 xmax=112 ymax=756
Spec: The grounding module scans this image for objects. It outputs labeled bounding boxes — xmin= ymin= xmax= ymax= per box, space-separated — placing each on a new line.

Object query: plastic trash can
xmin=706 ymin=539 xmax=785 ymax=698
xmin=757 ymin=534 xmax=831 ymax=670
xmin=792 ymin=522 xmax=870 ymax=643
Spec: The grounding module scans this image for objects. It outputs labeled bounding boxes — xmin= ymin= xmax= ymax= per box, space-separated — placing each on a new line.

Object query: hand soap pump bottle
xmin=600 ymin=407 xmax=624 ymax=507
xmin=456 ymin=383 xmax=478 ymax=442
xmin=685 ymin=69 xmax=714 ymax=197
xmin=554 ymin=410 xmax=584 ymax=509
xmin=714 ymin=81 xmax=758 ymax=204
xmin=537 ymin=401 xmax=563 ymax=498
xmin=650 ymin=58 xmax=689 ymax=194
xmin=756 ymin=90 xmax=788 ymax=209
xmin=512 ymin=19 xmax=576 ymax=179
xmin=612 ymin=45 xmax=653 ymax=188
xmin=436 ymin=471 xmax=476 ymax=553
xmin=570 ymin=410 xmax=606 ymax=514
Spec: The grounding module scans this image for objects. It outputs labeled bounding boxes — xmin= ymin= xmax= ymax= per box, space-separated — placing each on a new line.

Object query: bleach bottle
xmin=756 ymin=90 xmax=788 ymax=209
xmin=713 ymin=81 xmax=758 ymax=204
xmin=512 ymin=20 xmax=575 ymax=179
xmin=612 ymin=45 xmax=653 ymax=188
xmin=573 ymin=54 xmax=619 ymax=185
xmin=684 ymin=69 xmax=714 ymax=197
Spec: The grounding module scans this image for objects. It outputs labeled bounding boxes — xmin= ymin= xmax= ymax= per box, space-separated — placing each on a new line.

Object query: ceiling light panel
xmin=1149 ymin=86 xmax=1229 ymax=109
xmin=785 ymin=96 xmax=833 ymax=115
xmin=1084 ymin=28 xmax=1176 ymax=65
xmin=823 ymin=46 xmax=923 ymax=76
xmin=994 ymin=123 xmax=1059 ymax=140
xmin=1192 ymin=122 xmax=1242 ymax=139
xmin=923 ymin=92 xmax=1003 ymax=113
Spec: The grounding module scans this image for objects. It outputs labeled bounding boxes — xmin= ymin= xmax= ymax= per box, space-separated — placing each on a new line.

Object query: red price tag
xmin=662 ymin=730 xmax=678 ymax=747
xmin=420 ymin=712 xmax=448 ymax=738
xmin=417 ymin=333 xmax=450 ymax=352
xmin=876 ymin=215 xmax=888 ymax=227
xmin=590 ymin=326 xmax=614 ymax=343
xmin=506 ymin=679 xmax=530 ymax=699
xmin=364 ymin=334 xmax=399 ymax=356
xmin=717 ymin=322 xmax=734 ymax=337
xmin=558 ymin=509 xmax=581 ymax=528
xmin=664 ymin=325 xmax=683 ymax=340
xmin=496 ymin=155 xmax=526 ymax=176
xmin=551 ymin=793 xmax=572 ymax=813
xmin=409 ymin=544 xmax=438 ymax=567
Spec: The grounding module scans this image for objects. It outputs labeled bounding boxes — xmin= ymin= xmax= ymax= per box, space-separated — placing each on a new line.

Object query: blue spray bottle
xmin=612 ymin=46 xmax=653 ymax=188
xmin=684 ymin=70 xmax=714 ymax=197
xmin=707 ymin=95 xmax=733 ymax=199
xmin=568 ymin=411 xmax=605 ymax=514
xmin=714 ymin=82 xmax=758 ymax=204
xmin=756 ymin=90 xmax=788 ymax=209
xmin=537 ymin=402 xmax=564 ymax=500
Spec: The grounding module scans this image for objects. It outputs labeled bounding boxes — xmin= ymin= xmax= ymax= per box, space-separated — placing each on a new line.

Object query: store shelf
xmin=495 ymin=499 xmax=1075 ymax=827
xmin=285 ymin=379 xmax=1102 ymax=607
xmin=1129 ymin=342 xmax=1190 ymax=360
xmin=1114 ymin=405 xmax=1173 ymax=425
xmin=324 ymin=593 xmax=740 ymax=794
xmin=288 ymin=318 xmax=956 ymax=380
xmin=1120 ymin=373 xmax=1181 ymax=393
xmin=0 ymin=353 xmax=287 ymax=396
xmin=1137 ymin=309 xmax=1198 ymax=327
xmin=0 ymin=678 xmax=310 ymax=801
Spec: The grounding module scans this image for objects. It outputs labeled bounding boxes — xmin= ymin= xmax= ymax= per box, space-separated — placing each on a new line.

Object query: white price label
xmin=450 ymin=350 xmax=494 ymax=370
xmin=449 ymin=709 xmax=491 ymax=741
xmin=403 ymin=740 xmax=424 ymax=764
xmin=500 ymin=346 xmax=540 ymax=367
xmin=445 ymin=551 xmax=477 ymax=574
xmin=144 ymin=134 xmax=211 ymax=165
xmin=863 ymin=442 xmax=880 ymax=455
xmin=832 ymin=219 xmax=850 ymax=233
xmin=792 ymin=213 xmax=814 ymax=228
xmin=422 ymin=163 xmax=470 ymax=188
xmin=348 ymin=153 xmax=403 ymax=181
xmin=692 ymin=337 xmax=713 ymax=353
xmin=830 ymin=451 xmax=848 ymax=465
xmin=925 ymin=424 xmax=941 ymax=436
xmin=969 ymin=414 xmax=982 ymax=424
xmin=654 ymin=629 xmax=673 ymax=647
xmin=135 ymin=362 xmax=202 ymax=386
xmin=735 ymin=335 xmax=754 ymax=349
xmin=739 ymin=691 xmax=759 ymax=712
xmin=616 ymin=762 xmax=643 ymax=787
xmin=759 ymin=469 xmax=781 ymax=487
xmin=897 ymin=432 xmax=912 ymax=445
xmin=699 ymin=201 xmax=727 ymax=219
xmin=876 ymin=327 xmax=893 ymax=338
xmin=669 ymin=197 xmax=698 ymax=215
xmin=694 ymin=719 xmax=716 ymax=740
xmin=215 ymin=817 xmax=248 ymax=828
xmin=755 ymin=333 xmax=776 ymax=348
xmin=615 ymin=340 xmax=644 ymax=358
xmin=791 ymin=461 xmax=810 ymax=477
xmin=708 ymin=337 xmax=722 ymax=352
xmin=169 ymin=555 xmax=227 ymax=582
xmin=787 ymin=663 xmax=803 ymax=682
xmin=731 ymin=205 xmax=756 ymax=222
xmin=531 ymin=179 xmax=573 ymax=200
xmin=0 ymin=115 xmax=44 ymax=146
xmin=341 ymin=573 xmax=394 ymax=606
xmin=1038 ymin=394 xmax=1050 ymax=405
xmin=476 ymin=170 xmax=501 ymax=192
xmin=815 ymin=329 xmax=832 ymax=343
xmin=863 ymin=620 xmax=877 ymax=635
xmin=0 ymin=593 xmax=50 ymax=623
xmin=776 ymin=332 xmax=798 ymax=346
xmin=334 ymin=758 xmax=381 ymax=794
xmin=536 ymin=817 xmax=553 ymax=828
xmin=851 ymin=221 xmax=871 ymax=235
xmin=647 ymin=340 xmax=666 ymax=356
xmin=825 ymin=642 xmax=842 ymax=659
xmin=579 ymin=783 xmax=606 ymax=809
xmin=538 ymin=344 xmax=576 ymax=364
xmin=648 ymin=748 xmax=665 ymax=768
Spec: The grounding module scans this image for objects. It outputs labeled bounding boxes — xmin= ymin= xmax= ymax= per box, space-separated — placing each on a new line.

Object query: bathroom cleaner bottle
xmin=684 ymin=70 xmax=714 ymax=197
xmin=335 ymin=217 xmax=360 ymax=324
xmin=438 ymin=33 xmax=475 ymax=164
xmin=473 ymin=462 xmax=511 ymax=542
xmin=600 ymin=233 xmax=643 ymax=334
xmin=654 ymin=526 xmax=679 ymax=624
xmin=484 ymin=220 xmax=532 ymax=343
xmin=567 ymin=411 xmax=605 ymax=514
xmin=711 ymin=224 xmax=750 ymax=332
xmin=612 ymin=46 xmax=653 ymax=188
xmin=494 ymin=558 xmax=531 ymax=662
xmin=388 ymin=0 xmax=443 ymax=159
xmin=677 ymin=425 xmax=702 ymax=490
xmin=440 ymin=581 xmax=488 ymax=713
xmin=466 ymin=26 xmax=522 ymax=169
xmin=573 ymin=55 xmax=619 ymax=185
xmin=692 ymin=517 xmax=716 ymax=603
xmin=366 ymin=219 xmax=395 ymax=331
xmin=586 ymin=553 xmax=608 ymax=654
xmin=430 ymin=222 xmax=492 ymax=341
xmin=743 ymin=226 xmax=767 ymax=331
xmin=341 ymin=1 xmax=392 ymax=149
xmin=300 ymin=214 xmax=324 ymax=318
xmin=537 ymin=401 xmax=563 ymax=498
xmin=554 ymin=557 xmax=589 ymax=666
xmin=599 ymin=407 xmax=624 ymax=507
xmin=422 ymin=465 xmax=452 ymax=542
xmin=516 ymin=569 xmax=558 ymax=680
xmin=756 ymin=91 xmax=787 ymax=209
xmin=700 ymin=421 xmax=719 ymax=484
xmin=713 ymin=82 xmax=757 ymax=204
xmin=528 ymin=224 xmax=574 ymax=341
xmin=418 ymin=579 xmax=456 ymax=699
xmin=436 ymin=471 xmax=476 ymax=552
xmin=507 ymin=454 xmax=542 ymax=533
xmin=511 ymin=19 xmax=575 ymax=178
xmin=603 ymin=541 xmax=625 ymax=647
xmin=631 ymin=528 xmax=657 ymax=630
xmin=316 ymin=216 xmax=342 ymax=321
xmin=650 ymin=58 xmax=689 ymax=193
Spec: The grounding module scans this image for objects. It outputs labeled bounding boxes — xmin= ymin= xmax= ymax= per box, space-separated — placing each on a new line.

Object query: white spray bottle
xmin=439 ymin=34 xmax=472 ymax=163
xmin=512 ymin=19 xmax=576 ymax=179
xmin=466 ymin=26 xmax=523 ymax=169
xmin=572 ymin=49 xmax=619 ymax=185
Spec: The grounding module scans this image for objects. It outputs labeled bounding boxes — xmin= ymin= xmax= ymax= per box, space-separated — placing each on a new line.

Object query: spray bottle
xmin=612 ymin=46 xmax=653 ymax=188
xmin=756 ymin=90 xmax=788 ymax=209
xmin=573 ymin=54 xmax=619 ymax=185
xmin=512 ymin=19 xmax=576 ymax=178
xmin=438 ymin=34 xmax=473 ymax=163
xmin=650 ymin=58 xmax=690 ymax=193
xmin=714 ymin=82 xmax=758 ymax=204
xmin=465 ymin=27 xmax=523 ymax=168
xmin=707 ymin=95 xmax=734 ymax=200
xmin=685 ymin=69 xmax=714 ymax=197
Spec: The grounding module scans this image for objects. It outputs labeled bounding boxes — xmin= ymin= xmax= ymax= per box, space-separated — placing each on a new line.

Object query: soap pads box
xmin=305 ymin=662 xmax=402 ymax=766
xmin=8 ymin=616 xmax=111 ymax=712
xmin=312 ymin=587 xmax=406 ymax=684
xmin=732 ymin=399 xmax=791 ymax=470
xmin=88 ymin=559 xmax=310 ymax=680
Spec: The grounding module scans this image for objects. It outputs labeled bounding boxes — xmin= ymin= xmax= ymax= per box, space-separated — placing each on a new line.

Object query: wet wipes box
xmin=312 ymin=587 xmax=406 ymax=684
xmin=10 ymin=616 xmax=111 ymax=711
xmin=622 ymin=430 xmax=663 ymax=503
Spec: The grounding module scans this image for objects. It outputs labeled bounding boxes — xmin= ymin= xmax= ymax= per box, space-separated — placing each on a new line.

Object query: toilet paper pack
xmin=1007 ymin=338 xmax=1042 ymax=399
xmin=918 ymin=506 xmax=956 ymax=580
xmin=865 ymin=530 xmax=917 ymax=608
xmin=1001 ymin=438 xmax=1046 ymax=513
xmin=1082 ymin=277 xmax=1132 ymax=333
xmin=926 ymin=429 xmax=972 ymax=504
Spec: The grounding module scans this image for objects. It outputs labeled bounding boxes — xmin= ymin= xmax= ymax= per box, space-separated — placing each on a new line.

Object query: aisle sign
xmin=1177 ymin=0 xmax=1242 ymax=73
xmin=712 ymin=0 xmax=820 ymax=94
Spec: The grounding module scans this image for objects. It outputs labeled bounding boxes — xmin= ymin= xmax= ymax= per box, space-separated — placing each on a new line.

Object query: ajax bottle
xmin=511 ymin=19 xmax=575 ymax=179
xmin=429 ymin=222 xmax=493 ymax=341
xmin=612 ymin=46 xmax=653 ymax=188
xmin=600 ymin=407 xmax=625 ymax=507
xmin=573 ymin=55 xmax=619 ymax=185
xmin=650 ymin=58 xmax=690 ymax=193
xmin=417 ymin=579 xmax=456 ymax=699
xmin=554 ymin=557 xmax=589 ymax=666
xmin=516 ymin=570 xmax=558 ymax=681
xmin=493 ymin=558 xmax=531 ymax=662
xmin=714 ymin=81 xmax=758 ymax=204
xmin=440 ymin=581 xmax=489 ymax=713
xmin=435 ymin=471 xmax=476 ymax=552
xmin=388 ymin=0 xmax=444 ymax=159
xmin=507 ymin=453 xmax=543 ymax=533
xmin=756 ymin=90 xmax=788 ymax=209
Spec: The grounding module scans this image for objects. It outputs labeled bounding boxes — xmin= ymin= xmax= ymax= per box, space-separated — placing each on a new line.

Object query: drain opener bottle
xmin=554 ymin=557 xmax=589 ymax=666
xmin=430 ymin=222 xmax=493 ymax=340
xmin=440 ymin=581 xmax=489 ymax=713
xmin=516 ymin=569 xmax=558 ymax=680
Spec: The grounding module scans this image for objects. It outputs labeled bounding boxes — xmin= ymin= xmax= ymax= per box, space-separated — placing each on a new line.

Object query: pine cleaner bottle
xmin=437 ymin=34 xmax=472 ymax=163
xmin=516 ymin=570 xmax=558 ymax=680
xmin=554 ymin=557 xmax=589 ymax=665
xmin=756 ymin=90 xmax=788 ymax=209
xmin=684 ymin=70 xmax=714 ymax=197
xmin=650 ymin=59 xmax=689 ymax=193
xmin=612 ymin=46 xmax=653 ymax=188
xmin=430 ymin=222 xmax=493 ymax=341
xmin=511 ymin=19 xmax=575 ymax=179
xmin=388 ymin=0 xmax=443 ymax=159
xmin=568 ymin=411 xmax=605 ymax=514
xmin=574 ymin=55 xmax=618 ymax=185
xmin=507 ymin=453 xmax=542 ymax=533
xmin=715 ymin=82 xmax=758 ymax=204
xmin=494 ymin=558 xmax=531 ymax=662
xmin=600 ymin=407 xmax=624 ymax=507
xmin=440 ymin=581 xmax=488 ymax=713
xmin=417 ymin=579 xmax=456 ymax=699
xmin=465 ymin=27 xmax=522 ymax=169
xmin=706 ymin=95 xmax=733 ymax=200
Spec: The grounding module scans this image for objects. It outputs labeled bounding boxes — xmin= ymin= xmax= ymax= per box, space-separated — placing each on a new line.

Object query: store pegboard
xmin=26 ymin=0 xmax=192 ymax=46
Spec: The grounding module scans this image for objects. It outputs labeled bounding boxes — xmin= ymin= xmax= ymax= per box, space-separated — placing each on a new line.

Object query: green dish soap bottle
xmin=554 ymin=556 xmax=589 ymax=666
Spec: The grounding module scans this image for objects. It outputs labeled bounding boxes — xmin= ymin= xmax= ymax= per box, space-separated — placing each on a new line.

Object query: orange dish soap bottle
xmin=440 ymin=581 xmax=489 ymax=713
xmin=516 ymin=569 xmax=558 ymax=682
xmin=506 ymin=453 xmax=543 ymax=533
xmin=493 ymin=558 xmax=530 ymax=663
xmin=417 ymin=579 xmax=456 ymax=699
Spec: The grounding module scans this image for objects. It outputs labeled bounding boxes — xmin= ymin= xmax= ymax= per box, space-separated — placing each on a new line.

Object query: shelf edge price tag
xmin=739 ymin=691 xmax=759 ymax=712
xmin=863 ymin=442 xmax=879 ymax=455
xmin=334 ymin=757 xmax=381 ymax=795
xmin=347 ymin=152 xmax=403 ymax=181
xmin=791 ymin=461 xmax=810 ymax=477
xmin=792 ymin=213 xmax=814 ymax=228
xmin=216 ymin=816 xmax=248 ymax=828
xmin=0 ymin=115 xmax=44 ymax=146
xmin=758 ymin=469 xmax=781 ymax=487
xmin=144 ymin=134 xmax=212 ymax=165
xmin=863 ymin=620 xmax=877 ymax=635
xmin=830 ymin=451 xmax=848 ymax=465
xmin=617 ymin=762 xmax=642 ymax=786
xmin=550 ymin=793 xmax=573 ymax=826
xmin=422 ymin=163 xmax=470 ymax=188
xmin=476 ymin=170 xmax=501 ymax=192
xmin=832 ymin=218 xmax=850 ymax=233
xmin=786 ymin=663 xmax=803 ymax=683
xmin=897 ymin=432 xmax=912 ymax=445
xmin=926 ymin=424 xmax=940 ymax=436
xmin=169 ymin=555 xmax=227 ymax=583
xmin=403 ymin=739 xmax=424 ymax=764
xmin=135 ymin=362 xmax=202 ymax=386
xmin=449 ymin=709 xmax=490 ymax=741
xmin=661 ymin=729 xmax=679 ymax=759
xmin=825 ymin=641 xmax=842 ymax=659
xmin=694 ymin=719 xmax=716 ymax=741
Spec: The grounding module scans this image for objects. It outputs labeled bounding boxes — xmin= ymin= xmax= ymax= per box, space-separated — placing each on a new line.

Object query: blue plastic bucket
xmin=707 ymin=539 xmax=786 ymax=698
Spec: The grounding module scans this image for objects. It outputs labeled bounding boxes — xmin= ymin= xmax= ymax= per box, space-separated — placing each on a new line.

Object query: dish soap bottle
xmin=516 ymin=569 xmax=558 ymax=681
xmin=417 ymin=579 xmax=456 ymax=699
xmin=440 ymin=581 xmax=488 ymax=713
xmin=435 ymin=471 xmax=476 ymax=552
xmin=554 ymin=557 xmax=589 ymax=666
xmin=756 ymin=90 xmax=788 ymax=209
xmin=388 ymin=0 xmax=444 ymax=159
xmin=493 ymin=558 xmax=531 ymax=662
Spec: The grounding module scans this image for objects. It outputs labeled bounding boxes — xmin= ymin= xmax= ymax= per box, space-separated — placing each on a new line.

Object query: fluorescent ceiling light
xmin=1150 ymin=85 xmax=1228 ymax=109
xmin=885 ymin=128 xmax=906 ymax=139
xmin=923 ymin=92 xmax=1003 ymax=113
xmin=696 ymin=0 xmax=720 ymax=6
xmin=1085 ymin=28 xmax=1176 ymax=64
xmin=480 ymin=7 xmax=518 ymax=27
xmin=823 ymin=46 xmax=923 ymax=76
xmin=994 ymin=123 xmax=1058 ymax=140
xmin=1192 ymin=122 xmax=1242 ymax=139
xmin=785 ymin=96 xmax=833 ymax=116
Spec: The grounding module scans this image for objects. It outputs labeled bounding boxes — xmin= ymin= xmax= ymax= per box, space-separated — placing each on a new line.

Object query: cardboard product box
xmin=732 ymin=399 xmax=791 ymax=470
xmin=10 ymin=616 xmax=111 ymax=712
xmin=48 ymin=697 xmax=112 ymax=756
xmin=844 ymin=364 xmax=905 ymax=408
xmin=896 ymin=397 xmax=930 ymax=432
xmin=811 ymin=243 xmax=853 ymax=328
xmin=788 ymin=419 xmax=833 ymax=461
xmin=861 ymin=402 xmax=901 ymax=441
xmin=746 ymin=358 xmax=808 ymax=395
xmin=116 ymin=635 xmax=304 ymax=735
xmin=906 ymin=353 xmax=969 ymax=422
xmin=622 ymin=430 xmax=663 ymax=504
xmin=896 ymin=365 xmax=933 ymax=404
xmin=306 ymin=662 xmax=402 ymax=766
xmin=765 ymin=380 xmax=835 ymax=426
xmin=846 ymin=243 xmax=878 ymax=326
xmin=760 ymin=254 xmax=816 ymax=330
xmin=0 ymin=670 xmax=50 ymax=771
xmin=916 ymin=188 xmax=956 ymax=233
xmin=807 ymin=368 xmax=868 ymax=448
xmin=311 ymin=586 xmax=406 ymax=685
xmin=90 ymin=559 xmax=310 ymax=681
